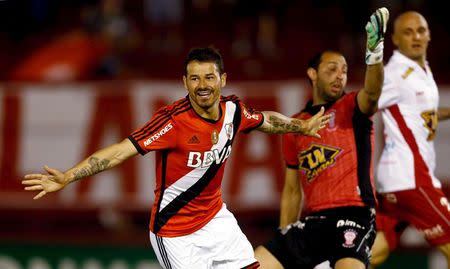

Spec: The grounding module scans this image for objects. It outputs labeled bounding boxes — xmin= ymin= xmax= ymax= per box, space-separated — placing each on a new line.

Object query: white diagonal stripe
xmin=159 ymin=101 xmax=237 ymax=211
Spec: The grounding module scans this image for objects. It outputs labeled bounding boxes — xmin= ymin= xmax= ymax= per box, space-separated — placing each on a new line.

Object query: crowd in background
xmin=0 ymin=0 xmax=448 ymax=82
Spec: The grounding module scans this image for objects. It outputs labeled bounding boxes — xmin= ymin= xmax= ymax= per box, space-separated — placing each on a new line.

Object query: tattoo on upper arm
xmin=72 ymin=157 xmax=111 ymax=181
xmin=264 ymin=116 xmax=302 ymax=133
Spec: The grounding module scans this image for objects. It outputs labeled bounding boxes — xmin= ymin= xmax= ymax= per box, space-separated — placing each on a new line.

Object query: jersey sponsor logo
xmin=440 ymin=197 xmax=450 ymax=212
xmin=416 ymin=91 xmax=425 ymax=96
xmin=419 ymin=224 xmax=445 ymax=240
xmin=421 ymin=110 xmax=438 ymax=141
xmin=188 ymin=135 xmax=200 ymax=144
xmin=337 ymin=219 xmax=363 ymax=229
xmin=143 ymin=123 xmax=173 ymax=146
xmin=298 ymin=144 xmax=341 ymax=181
xmin=243 ymin=107 xmax=260 ymax=120
xmin=187 ymin=145 xmax=232 ymax=168
xmin=401 ymin=67 xmax=414 ymax=79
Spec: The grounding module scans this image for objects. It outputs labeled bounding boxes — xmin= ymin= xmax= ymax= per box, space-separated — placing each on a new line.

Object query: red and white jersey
xmin=128 ymin=95 xmax=263 ymax=237
xmin=377 ymin=50 xmax=440 ymax=192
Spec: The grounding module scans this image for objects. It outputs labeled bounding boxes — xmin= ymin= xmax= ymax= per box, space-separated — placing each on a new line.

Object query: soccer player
xmin=370 ymin=11 xmax=450 ymax=268
xmin=253 ymin=7 xmax=389 ymax=269
xmin=22 ymin=47 xmax=331 ymax=269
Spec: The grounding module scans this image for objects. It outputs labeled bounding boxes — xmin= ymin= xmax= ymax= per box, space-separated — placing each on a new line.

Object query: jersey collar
xmin=302 ymin=93 xmax=344 ymax=115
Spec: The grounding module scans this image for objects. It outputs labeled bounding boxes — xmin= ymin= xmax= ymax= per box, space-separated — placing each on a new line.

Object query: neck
xmin=416 ymin=57 xmax=427 ymax=69
xmin=312 ymin=90 xmax=327 ymax=106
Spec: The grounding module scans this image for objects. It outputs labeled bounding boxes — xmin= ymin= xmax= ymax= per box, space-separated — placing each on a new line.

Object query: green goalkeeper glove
xmin=365 ymin=7 xmax=389 ymax=65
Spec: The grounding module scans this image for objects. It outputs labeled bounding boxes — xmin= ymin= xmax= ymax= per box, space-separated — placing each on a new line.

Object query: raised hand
xmin=365 ymin=7 xmax=389 ymax=65
xmin=22 ymin=165 xmax=68 ymax=200
xmin=294 ymin=107 xmax=331 ymax=138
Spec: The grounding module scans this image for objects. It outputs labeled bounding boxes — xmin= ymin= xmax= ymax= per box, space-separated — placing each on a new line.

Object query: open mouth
xmin=196 ymin=89 xmax=212 ymax=98
xmin=331 ymin=84 xmax=342 ymax=93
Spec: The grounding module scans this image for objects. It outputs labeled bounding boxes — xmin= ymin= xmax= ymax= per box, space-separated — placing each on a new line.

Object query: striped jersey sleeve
xmin=128 ymin=106 xmax=177 ymax=155
xmin=237 ymin=100 xmax=264 ymax=133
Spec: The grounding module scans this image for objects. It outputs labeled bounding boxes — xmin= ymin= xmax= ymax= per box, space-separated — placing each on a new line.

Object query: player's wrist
xmin=365 ymin=41 xmax=384 ymax=65
xmin=278 ymin=226 xmax=289 ymax=235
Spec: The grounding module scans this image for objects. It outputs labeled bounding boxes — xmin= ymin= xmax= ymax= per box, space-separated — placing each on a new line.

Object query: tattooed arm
xmin=257 ymin=107 xmax=330 ymax=137
xmin=22 ymin=139 xmax=138 ymax=199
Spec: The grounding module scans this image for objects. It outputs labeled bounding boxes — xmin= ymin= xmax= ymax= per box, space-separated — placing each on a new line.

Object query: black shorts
xmin=264 ymin=206 xmax=376 ymax=269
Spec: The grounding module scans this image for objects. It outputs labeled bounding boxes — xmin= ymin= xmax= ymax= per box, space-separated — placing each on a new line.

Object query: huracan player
xmin=22 ymin=47 xmax=331 ymax=269
xmin=370 ymin=11 xmax=450 ymax=268
xmin=254 ymin=8 xmax=389 ymax=269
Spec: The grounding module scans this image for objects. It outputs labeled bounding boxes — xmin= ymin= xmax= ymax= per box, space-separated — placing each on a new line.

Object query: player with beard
xmin=254 ymin=8 xmax=389 ymax=269
xmin=22 ymin=47 xmax=331 ymax=269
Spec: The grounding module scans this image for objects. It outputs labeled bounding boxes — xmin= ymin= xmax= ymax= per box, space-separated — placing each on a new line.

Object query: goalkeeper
xmin=254 ymin=7 xmax=389 ymax=269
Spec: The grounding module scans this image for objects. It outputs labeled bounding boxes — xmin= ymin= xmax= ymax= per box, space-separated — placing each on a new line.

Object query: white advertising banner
xmin=1 ymin=81 xmax=449 ymax=212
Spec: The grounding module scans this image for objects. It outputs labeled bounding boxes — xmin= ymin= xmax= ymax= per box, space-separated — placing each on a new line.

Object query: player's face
xmin=315 ymin=52 xmax=347 ymax=103
xmin=183 ymin=61 xmax=226 ymax=111
xmin=393 ymin=13 xmax=430 ymax=61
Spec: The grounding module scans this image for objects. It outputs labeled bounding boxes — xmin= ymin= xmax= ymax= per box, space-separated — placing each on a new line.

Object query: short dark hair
xmin=307 ymin=50 xmax=344 ymax=84
xmin=184 ymin=47 xmax=225 ymax=75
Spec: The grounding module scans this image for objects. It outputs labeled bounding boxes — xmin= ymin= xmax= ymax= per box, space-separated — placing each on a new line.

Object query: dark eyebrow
xmin=188 ymin=73 xmax=215 ymax=78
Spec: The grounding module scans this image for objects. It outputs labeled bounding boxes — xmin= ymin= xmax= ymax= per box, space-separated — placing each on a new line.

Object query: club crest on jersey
xmin=327 ymin=110 xmax=337 ymax=130
xmin=421 ymin=110 xmax=438 ymax=141
xmin=225 ymin=123 xmax=234 ymax=140
xmin=211 ymin=130 xmax=219 ymax=144
xmin=342 ymin=229 xmax=357 ymax=248
xmin=298 ymin=143 xmax=341 ymax=181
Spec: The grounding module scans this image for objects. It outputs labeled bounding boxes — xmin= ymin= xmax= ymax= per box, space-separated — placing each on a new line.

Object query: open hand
xmin=294 ymin=107 xmax=331 ymax=138
xmin=22 ymin=165 xmax=67 ymax=199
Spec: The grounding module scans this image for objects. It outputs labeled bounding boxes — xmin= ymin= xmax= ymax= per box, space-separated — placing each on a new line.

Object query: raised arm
xmin=258 ymin=107 xmax=330 ymax=137
xmin=279 ymin=167 xmax=302 ymax=229
xmin=357 ymin=7 xmax=389 ymax=116
xmin=22 ymin=138 xmax=138 ymax=199
xmin=438 ymin=107 xmax=450 ymax=121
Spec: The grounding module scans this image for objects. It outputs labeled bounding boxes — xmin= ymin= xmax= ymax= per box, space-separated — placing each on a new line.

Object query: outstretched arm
xmin=438 ymin=107 xmax=450 ymax=121
xmin=258 ymin=107 xmax=330 ymax=137
xmin=357 ymin=7 xmax=389 ymax=116
xmin=22 ymin=138 xmax=138 ymax=199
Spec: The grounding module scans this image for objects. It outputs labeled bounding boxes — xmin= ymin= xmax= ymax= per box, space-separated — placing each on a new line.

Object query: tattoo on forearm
xmin=265 ymin=116 xmax=302 ymax=133
xmin=72 ymin=157 xmax=111 ymax=181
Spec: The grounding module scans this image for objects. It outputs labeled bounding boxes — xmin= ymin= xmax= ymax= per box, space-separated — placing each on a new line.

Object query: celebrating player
xmin=22 ymin=47 xmax=330 ymax=269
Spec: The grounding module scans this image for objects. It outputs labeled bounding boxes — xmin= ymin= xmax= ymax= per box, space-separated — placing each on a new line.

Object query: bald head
xmin=392 ymin=11 xmax=430 ymax=65
xmin=393 ymin=11 xmax=428 ymax=35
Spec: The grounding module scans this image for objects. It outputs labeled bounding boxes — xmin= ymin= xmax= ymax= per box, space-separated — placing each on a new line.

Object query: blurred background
xmin=0 ymin=0 xmax=449 ymax=269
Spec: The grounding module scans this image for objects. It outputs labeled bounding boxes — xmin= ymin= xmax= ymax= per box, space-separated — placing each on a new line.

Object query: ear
xmin=306 ymin=68 xmax=317 ymax=82
xmin=183 ymin=75 xmax=188 ymax=90
xmin=221 ymin=73 xmax=227 ymax=87
xmin=391 ymin=33 xmax=399 ymax=47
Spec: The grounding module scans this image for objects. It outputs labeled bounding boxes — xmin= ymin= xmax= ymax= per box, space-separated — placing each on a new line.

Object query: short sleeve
xmin=238 ymin=101 xmax=264 ymax=133
xmin=128 ymin=107 xmax=177 ymax=155
xmin=282 ymin=133 xmax=299 ymax=169
xmin=378 ymin=75 xmax=399 ymax=109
